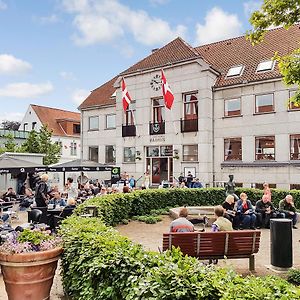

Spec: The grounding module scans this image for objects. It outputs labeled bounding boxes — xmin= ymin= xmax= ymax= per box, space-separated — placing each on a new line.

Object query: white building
xmin=20 ymin=104 xmax=81 ymax=163
xmin=79 ymin=26 xmax=300 ymax=190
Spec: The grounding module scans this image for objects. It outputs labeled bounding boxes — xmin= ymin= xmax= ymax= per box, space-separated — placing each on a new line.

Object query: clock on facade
xmin=150 ymin=74 xmax=162 ymax=91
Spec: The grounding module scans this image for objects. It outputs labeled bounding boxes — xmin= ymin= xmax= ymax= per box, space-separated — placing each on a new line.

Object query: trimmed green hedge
xmin=74 ymin=187 xmax=300 ymax=226
xmin=60 ymin=216 xmax=300 ymax=300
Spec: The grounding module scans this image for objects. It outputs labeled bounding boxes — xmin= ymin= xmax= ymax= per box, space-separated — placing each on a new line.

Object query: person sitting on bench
xmin=211 ymin=206 xmax=233 ymax=232
xmin=170 ymin=207 xmax=194 ymax=232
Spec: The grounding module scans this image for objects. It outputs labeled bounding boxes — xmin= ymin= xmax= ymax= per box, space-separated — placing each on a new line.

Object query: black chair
xmin=28 ymin=209 xmax=42 ymax=224
xmin=27 ymin=207 xmax=48 ymax=224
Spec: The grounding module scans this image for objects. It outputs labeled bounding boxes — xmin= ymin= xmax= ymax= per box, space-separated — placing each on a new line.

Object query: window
xmin=183 ymin=145 xmax=198 ymax=161
xmin=288 ymin=90 xmax=300 ymax=110
xmin=184 ymin=93 xmax=198 ymax=119
xmin=255 ymin=94 xmax=274 ymax=113
xmin=106 ymin=114 xmax=116 ymax=129
xmin=255 ymin=136 xmax=275 ymax=160
xmin=73 ymin=124 xmax=80 ymax=134
xmin=124 ymin=147 xmax=136 ymax=162
xmin=152 ymin=98 xmax=165 ymax=123
xmin=89 ymin=147 xmax=98 ymax=162
xmin=70 ymin=141 xmax=77 ymax=156
xmin=290 ymin=184 xmax=300 ymax=190
xmin=256 ymin=60 xmax=274 ymax=72
xmin=226 ymin=65 xmax=244 ymax=77
xmin=224 ymin=98 xmax=241 ymax=117
xmin=89 ymin=116 xmax=99 ymax=130
xmin=125 ymin=102 xmax=136 ymax=125
xmin=224 ymin=138 xmax=242 ymax=161
xmin=32 ymin=122 xmax=37 ymax=130
xmin=23 ymin=123 xmax=28 ymax=131
xmin=147 ymin=146 xmax=160 ymax=157
xmin=105 ymin=145 xmax=116 ymax=164
xmin=290 ymin=134 xmax=300 ymax=160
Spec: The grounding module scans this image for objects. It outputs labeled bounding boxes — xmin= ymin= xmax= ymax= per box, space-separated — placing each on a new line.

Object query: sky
xmin=0 ymin=0 xmax=262 ymax=123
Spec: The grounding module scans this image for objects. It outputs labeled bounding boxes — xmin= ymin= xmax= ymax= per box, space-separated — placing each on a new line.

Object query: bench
xmin=162 ymin=230 xmax=261 ymax=271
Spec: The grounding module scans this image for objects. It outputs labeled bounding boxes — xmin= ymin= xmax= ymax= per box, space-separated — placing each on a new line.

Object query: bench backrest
xmin=162 ymin=230 xmax=261 ymax=258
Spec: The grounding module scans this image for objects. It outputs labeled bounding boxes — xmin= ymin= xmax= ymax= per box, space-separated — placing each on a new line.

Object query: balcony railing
xmin=180 ymin=118 xmax=198 ymax=133
xmin=149 ymin=121 xmax=165 ymax=135
xmin=122 ymin=125 xmax=136 ymax=137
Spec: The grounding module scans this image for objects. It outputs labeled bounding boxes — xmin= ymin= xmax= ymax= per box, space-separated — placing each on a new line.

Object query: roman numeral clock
xmin=150 ymin=74 xmax=162 ymax=91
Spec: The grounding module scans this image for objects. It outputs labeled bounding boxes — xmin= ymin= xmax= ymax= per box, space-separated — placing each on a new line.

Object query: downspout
xmin=212 ymin=87 xmax=215 ymax=187
xmin=80 ymin=110 xmax=83 ymax=160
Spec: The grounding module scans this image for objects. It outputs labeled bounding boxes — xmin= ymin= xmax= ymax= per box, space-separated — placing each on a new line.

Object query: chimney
xmin=151 ymin=48 xmax=159 ymax=53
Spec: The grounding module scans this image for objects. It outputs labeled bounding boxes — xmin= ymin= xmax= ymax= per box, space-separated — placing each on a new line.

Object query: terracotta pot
xmin=0 ymin=247 xmax=63 ymax=300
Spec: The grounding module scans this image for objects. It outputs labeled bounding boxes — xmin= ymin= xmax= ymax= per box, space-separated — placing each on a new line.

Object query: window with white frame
xmin=290 ymin=134 xmax=300 ymax=160
xmin=183 ymin=93 xmax=198 ymax=119
xmin=183 ymin=145 xmax=198 ymax=161
xmin=256 ymin=60 xmax=274 ymax=72
xmin=106 ymin=114 xmax=116 ymax=129
xmin=224 ymin=138 xmax=242 ymax=161
xmin=70 ymin=141 xmax=77 ymax=156
xmin=226 ymin=65 xmax=244 ymax=77
xmin=105 ymin=145 xmax=116 ymax=164
xmin=88 ymin=116 xmax=99 ymax=130
xmin=152 ymin=98 xmax=165 ymax=123
xmin=125 ymin=101 xmax=136 ymax=125
xmin=124 ymin=147 xmax=136 ymax=162
xmin=255 ymin=94 xmax=274 ymax=113
xmin=255 ymin=136 xmax=275 ymax=160
xmin=224 ymin=98 xmax=241 ymax=117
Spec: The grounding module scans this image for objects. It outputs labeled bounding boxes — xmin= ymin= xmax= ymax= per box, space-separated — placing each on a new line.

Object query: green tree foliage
xmin=3 ymin=134 xmax=17 ymax=152
xmin=247 ymin=0 xmax=300 ymax=105
xmin=21 ymin=125 xmax=61 ymax=165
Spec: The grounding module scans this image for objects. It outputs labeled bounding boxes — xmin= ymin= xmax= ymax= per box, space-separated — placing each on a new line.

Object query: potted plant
xmin=0 ymin=228 xmax=62 ymax=300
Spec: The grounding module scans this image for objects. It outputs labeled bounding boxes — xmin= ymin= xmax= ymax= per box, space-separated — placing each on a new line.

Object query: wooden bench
xmin=162 ymin=230 xmax=261 ymax=271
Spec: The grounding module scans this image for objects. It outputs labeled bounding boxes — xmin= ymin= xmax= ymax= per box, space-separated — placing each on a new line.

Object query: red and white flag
xmin=161 ymin=69 xmax=174 ymax=110
xmin=122 ymin=78 xmax=132 ymax=111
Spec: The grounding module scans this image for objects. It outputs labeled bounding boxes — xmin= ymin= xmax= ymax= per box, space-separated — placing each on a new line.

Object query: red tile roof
xmin=196 ymin=25 xmax=300 ymax=88
xmin=31 ymin=104 xmax=80 ymax=137
xmin=79 ymin=25 xmax=300 ymax=109
xmin=79 ymin=76 xmax=117 ymax=110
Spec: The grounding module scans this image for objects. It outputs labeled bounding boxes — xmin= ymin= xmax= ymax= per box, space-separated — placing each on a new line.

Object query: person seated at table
xmin=59 ymin=198 xmax=76 ymax=218
xmin=192 ymin=178 xmax=203 ymax=188
xmin=211 ymin=206 xmax=233 ymax=232
xmin=48 ymin=192 xmax=66 ymax=207
xmin=279 ymin=195 xmax=298 ymax=229
xmin=236 ymin=193 xmax=256 ymax=229
xmin=170 ymin=207 xmax=194 ymax=232
xmin=2 ymin=187 xmax=17 ymax=201
xmin=222 ymin=195 xmax=239 ymax=229
xmin=255 ymin=194 xmax=278 ymax=229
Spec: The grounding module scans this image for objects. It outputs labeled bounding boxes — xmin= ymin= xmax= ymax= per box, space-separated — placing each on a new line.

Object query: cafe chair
xmin=28 ymin=209 xmax=42 ymax=224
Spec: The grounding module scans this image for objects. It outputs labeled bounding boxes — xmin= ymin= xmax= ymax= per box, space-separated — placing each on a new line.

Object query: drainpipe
xmin=212 ymin=87 xmax=216 ymax=187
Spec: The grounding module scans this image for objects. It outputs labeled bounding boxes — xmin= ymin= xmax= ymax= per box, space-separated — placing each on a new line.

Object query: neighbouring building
xmin=19 ymin=104 xmax=81 ymax=163
xmin=79 ymin=25 xmax=300 ymax=190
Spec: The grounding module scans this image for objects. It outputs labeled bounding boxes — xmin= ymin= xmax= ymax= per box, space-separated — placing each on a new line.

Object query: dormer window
xmin=226 ymin=65 xmax=244 ymax=77
xmin=256 ymin=60 xmax=275 ymax=72
xmin=111 ymin=91 xmax=116 ymax=98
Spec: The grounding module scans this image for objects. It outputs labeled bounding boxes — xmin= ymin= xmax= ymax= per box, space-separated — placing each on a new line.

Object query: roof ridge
xmin=31 ymin=104 xmax=80 ymax=115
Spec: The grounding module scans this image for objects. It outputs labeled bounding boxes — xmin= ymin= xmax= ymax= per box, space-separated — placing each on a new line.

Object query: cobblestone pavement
xmin=1 ymin=212 xmax=299 ymax=299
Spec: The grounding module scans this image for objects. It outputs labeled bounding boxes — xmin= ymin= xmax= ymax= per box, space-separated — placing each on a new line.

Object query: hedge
xmin=60 ymin=216 xmax=300 ymax=300
xmin=74 ymin=187 xmax=300 ymax=226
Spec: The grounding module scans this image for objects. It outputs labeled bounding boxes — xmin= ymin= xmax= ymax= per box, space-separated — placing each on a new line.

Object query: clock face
xmin=150 ymin=74 xmax=162 ymax=91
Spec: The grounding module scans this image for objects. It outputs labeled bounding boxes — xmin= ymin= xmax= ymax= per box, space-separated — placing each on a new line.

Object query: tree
xmin=1 ymin=120 xmax=20 ymax=130
xmin=21 ymin=125 xmax=61 ymax=165
xmin=247 ymin=0 xmax=300 ymax=105
xmin=4 ymin=134 xmax=17 ymax=152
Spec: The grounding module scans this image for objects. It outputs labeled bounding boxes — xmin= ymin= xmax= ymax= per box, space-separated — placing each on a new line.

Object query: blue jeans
xmin=283 ymin=212 xmax=298 ymax=225
xmin=240 ymin=214 xmax=256 ymax=229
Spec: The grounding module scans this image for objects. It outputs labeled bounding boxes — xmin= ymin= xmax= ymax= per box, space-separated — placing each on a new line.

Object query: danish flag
xmin=122 ymin=78 xmax=132 ymax=111
xmin=161 ymin=69 xmax=174 ymax=110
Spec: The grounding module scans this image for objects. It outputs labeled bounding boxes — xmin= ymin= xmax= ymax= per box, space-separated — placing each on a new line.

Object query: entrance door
xmin=151 ymin=158 xmax=169 ymax=184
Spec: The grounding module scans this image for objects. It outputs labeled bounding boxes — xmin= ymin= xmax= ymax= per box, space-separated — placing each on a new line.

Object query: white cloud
xmin=0 ymin=0 xmax=7 ymax=11
xmin=0 ymin=54 xmax=32 ymax=75
xmin=243 ymin=1 xmax=262 ymax=18
xmin=60 ymin=71 xmax=76 ymax=80
xmin=149 ymin=0 xmax=169 ymax=6
xmin=72 ymin=88 xmax=90 ymax=105
xmin=62 ymin=0 xmax=186 ymax=46
xmin=195 ymin=7 xmax=243 ymax=45
xmin=0 ymin=111 xmax=23 ymax=123
xmin=0 ymin=82 xmax=53 ymax=98
xmin=39 ymin=14 xmax=61 ymax=24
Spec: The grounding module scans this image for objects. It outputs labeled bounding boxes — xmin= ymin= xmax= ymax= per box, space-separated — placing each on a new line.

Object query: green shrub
xmin=287 ymin=269 xmax=300 ymax=286
xmin=60 ymin=216 xmax=300 ymax=300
